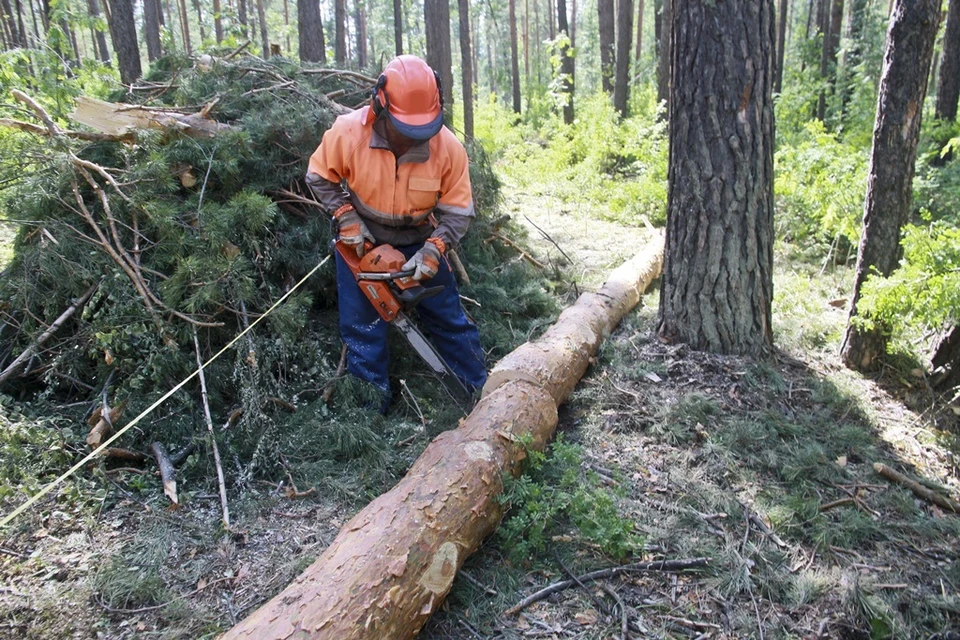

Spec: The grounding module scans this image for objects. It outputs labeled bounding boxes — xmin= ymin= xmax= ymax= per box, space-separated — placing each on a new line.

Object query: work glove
xmin=402 ymin=238 xmax=444 ymax=281
xmin=334 ymin=204 xmax=374 ymax=257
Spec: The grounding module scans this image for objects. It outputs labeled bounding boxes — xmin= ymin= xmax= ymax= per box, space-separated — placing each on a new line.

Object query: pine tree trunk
xmin=334 ymin=0 xmax=346 ymax=63
xmin=393 ymin=0 xmax=402 ymax=54
xmin=509 ymin=0 xmax=521 ymax=112
xmin=213 ymin=0 xmax=222 ymax=42
xmin=523 ymin=0 xmax=529 ymax=92
xmin=424 ymin=0 xmax=454 ymax=113
xmin=817 ymin=0 xmax=844 ymax=122
xmin=613 ymin=0 xmax=633 ymax=116
xmin=548 ymin=0 xmax=555 ymax=39
xmin=221 ymin=240 xmax=665 ymax=640
xmin=598 ymin=0 xmax=615 ymax=94
xmin=656 ymin=0 xmax=671 ymax=111
xmin=534 ymin=0 xmax=541 ymax=85
xmin=775 ymin=0 xmax=788 ymax=93
xmin=459 ymin=0 xmax=474 ymax=139
xmin=143 ymin=0 xmax=162 ymax=61
xmin=354 ymin=0 xmax=367 ymax=68
xmin=658 ymin=0 xmax=776 ymax=357
xmin=86 ymin=0 xmax=110 ymax=63
xmin=192 ymin=0 xmax=206 ymax=42
xmin=299 ymin=0 xmax=325 ymax=62
xmin=937 ymin=0 xmax=960 ymax=121
xmin=106 ymin=0 xmax=141 ymax=84
xmin=255 ymin=0 xmax=267 ymax=56
xmin=635 ymin=0 xmax=643 ymax=66
xmin=2 ymin=0 xmax=21 ymax=46
xmin=29 ymin=0 xmax=41 ymax=45
xmin=557 ymin=0 xmax=574 ymax=123
xmin=841 ymin=0 xmax=941 ymax=371
xmin=177 ymin=0 xmax=191 ymax=54
xmin=238 ymin=0 xmax=248 ymax=38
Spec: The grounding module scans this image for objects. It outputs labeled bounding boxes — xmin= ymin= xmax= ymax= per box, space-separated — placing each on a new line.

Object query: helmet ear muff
xmin=371 ymin=74 xmax=388 ymax=116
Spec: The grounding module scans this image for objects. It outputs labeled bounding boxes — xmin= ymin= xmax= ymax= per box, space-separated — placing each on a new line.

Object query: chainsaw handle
xmin=356 ymin=270 xmax=416 ymax=281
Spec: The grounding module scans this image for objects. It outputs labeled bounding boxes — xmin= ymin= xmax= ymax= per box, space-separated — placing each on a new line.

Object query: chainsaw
xmin=334 ymin=240 xmax=472 ymax=402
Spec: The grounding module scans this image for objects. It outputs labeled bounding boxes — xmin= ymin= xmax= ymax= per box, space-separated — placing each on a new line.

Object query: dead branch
xmin=0 ymin=281 xmax=99 ymax=386
xmin=170 ymin=442 xmax=197 ymax=466
xmin=104 ymin=447 xmax=148 ymax=462
xmin=504 ymin=558 xmax=710 ymax=616
xmin=224 ymin=40 xmax=251 ymax=60
xmin=300 ymin=67 xmax=378 ymax=85
xmin=873 ymin=462 xmax=960 ymax=513
xmin=321 ymin=343 xmax=349 ymax=405
xmin=523 ymin=214 xmax=574 ymax=266
xmin=447 ymin=248 xmax=471 ymax=285
xmin=599 ymin=584 xmax=628 ymax=640
xmin=0 ymin=118 xmax=135 ymax=142
xmin=819 ymin=497 xmax=856 ymax=512
xmin=11 ymin=89 xmax=60 ymax=136
xmin=151 ymin=442 xmax=179 ymax=506
xmin=193 ymin=326 xmax=230 ymax=527
xmin=486 ymin=232 xmax=546 ymax=269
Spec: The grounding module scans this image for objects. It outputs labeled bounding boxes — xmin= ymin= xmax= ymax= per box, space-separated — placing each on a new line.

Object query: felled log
xmin=71 ymin=96 xmax=234 ymax=139
xmin=221 ymin=233 xmax=665 ymax=640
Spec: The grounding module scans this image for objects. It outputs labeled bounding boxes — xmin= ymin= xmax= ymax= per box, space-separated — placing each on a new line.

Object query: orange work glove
xmin=402 ymin=237 xmax=444 ymax=280
xmin=334 ymin=204 xmax=374 ymax=257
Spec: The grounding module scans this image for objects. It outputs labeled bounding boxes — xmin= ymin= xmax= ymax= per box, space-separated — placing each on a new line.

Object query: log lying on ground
xmin=222 ymin=233 xmax=665 ymax=640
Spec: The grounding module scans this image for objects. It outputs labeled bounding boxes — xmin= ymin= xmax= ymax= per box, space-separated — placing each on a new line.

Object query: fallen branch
xmin=819 ymin=497 xmax=856 ymax=512
xmin=321 ymin=343 xmax=349 ymax=405
xmin=193 ymin=326 xmax=230 ymax=527
xmin=504 ymin=558 xmax=710 ymax=616
xmin=523 ymin=214 xmax=574 ymax=266
xmin=486 ymin=232 xmax=546 ymax=269
xmin=0 ymin=118 xmax=134 ymax=142
xmin=299 ymin=67 xmax=378 ymax=85
xmin=447 ymin=248 xmax=470 ymax=285
xmin=151 ymin=442 xmax=179 ymax=505
xmin=0 ymin=281 xmax=99 ymax=386
xmin=104 ymin=447 xmax=148 ymax=462
xmin=873 ymin=462 xmax=960 ymax=513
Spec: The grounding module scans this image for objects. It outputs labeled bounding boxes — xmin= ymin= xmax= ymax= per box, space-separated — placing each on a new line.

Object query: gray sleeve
xmin=432 ymin=201 xmax=475 ymax=248
xmin=305 ymin=171 xmax=351 ymax=213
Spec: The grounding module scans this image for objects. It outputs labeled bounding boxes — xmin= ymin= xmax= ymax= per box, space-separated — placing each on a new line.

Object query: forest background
xmin=0 ymin=0 xmax=959 ymax=636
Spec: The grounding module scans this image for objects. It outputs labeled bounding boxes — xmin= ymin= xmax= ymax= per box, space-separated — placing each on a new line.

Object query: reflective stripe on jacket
xmin=306 ymin=106 xmax=475 ymax=248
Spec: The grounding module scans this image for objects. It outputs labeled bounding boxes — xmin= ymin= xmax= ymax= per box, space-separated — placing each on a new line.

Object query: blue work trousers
xmin=335 ymin=243 xmax=487 ymax=395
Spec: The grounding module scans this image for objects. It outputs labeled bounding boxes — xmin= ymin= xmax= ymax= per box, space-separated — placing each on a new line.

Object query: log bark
xmin=222 ymin=235 xmax=665 ymax=640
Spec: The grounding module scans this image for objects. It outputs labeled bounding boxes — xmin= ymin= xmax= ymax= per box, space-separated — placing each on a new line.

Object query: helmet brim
xmin=387 ymin=110 xmax=444 ymax=141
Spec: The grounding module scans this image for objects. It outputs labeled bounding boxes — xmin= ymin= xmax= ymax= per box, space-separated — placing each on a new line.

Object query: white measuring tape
xmin=0 ymin=255 xmax=331 ymax=529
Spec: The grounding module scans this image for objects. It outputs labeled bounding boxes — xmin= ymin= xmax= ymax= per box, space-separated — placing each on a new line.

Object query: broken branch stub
xmin=221 ymin=233 xmax=665 ymax=640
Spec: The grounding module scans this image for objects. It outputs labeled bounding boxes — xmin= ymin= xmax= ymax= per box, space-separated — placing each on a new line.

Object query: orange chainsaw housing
xmin=336 ymin=241 xmax=417 ymax=322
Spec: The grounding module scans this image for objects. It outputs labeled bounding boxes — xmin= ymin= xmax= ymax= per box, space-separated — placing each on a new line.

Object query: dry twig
xmin=193 ymin=326 xmax=230 ymax=526
xmin=874 ymin=462 xmax=960 ymax=513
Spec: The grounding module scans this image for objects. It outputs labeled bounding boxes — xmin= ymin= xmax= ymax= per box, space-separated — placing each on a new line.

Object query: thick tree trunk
xmin=658 ymin=0 xmax=775 ymax=357
xmin=424 ymin=0 xmax=454 ymax=112
xmin=255 ymin=0 xmax=268 ymax=57
xmin=558 ymin=0 xmax=574 ymax=123
xmin=334 ymin=0 xmax=346 ymax=63
xmin=817 ymin=0 xmax=844 ymax=122
xmin=509 ymin=0 xmax=521 ymax=112
xmin=613 ymin=0 xmax=633 ymax=116
xmin=598 ymin=0 xmax=615 ymax=94
xmin=2 ymin=0 xmax=21 ymax=46
xmin=937 ymin=0 xmax=960 ymax=122
xmin=459 ymin=0 xmax=474 ymax=139
xmin=931 ymin=326 xmax=960 ymax=391
xmin=393 ymin=0 xmax=402 ymax=54
xmin=841 ymin=0 xmax=941 ymax=371
xmin=106 ymin=0 xmax=141 ymax=85
xmin=222 ymin=238 xmax=665 ymax=640
xmin=298 ymin=0 xmax=325 ymax=62
xmin=656 ymin=0 xmax=671 ymax=111
xmin=775 ymin=0 xmax=788 ymax=93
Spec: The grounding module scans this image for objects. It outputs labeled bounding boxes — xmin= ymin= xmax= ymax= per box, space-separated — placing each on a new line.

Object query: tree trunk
xmin=459 ymin=0 xmax=474 ymax=139
xmin=213 ymin=0 xmax=222 ymax=42
xmin=656 ymin=0 xmax=671 ymax=111
xmin=424 ymin=0 xmax=454 ymax=113
xmin=613 ymin=0 xmax=633 ymax=116
xmin=658 ymin=0 xmax=776 ymax=357
xmin=524 ymin=0 xmax=530 ymax=93
xmin=393 ymin=0 xmax=402 ymax=54
xmin=238 ymin=0 xmax=248 ymax=38
xmin=192 ymin=0 xmax=206 ymax=43
xmin=841 ymin=0 xmax=941 ymax=371
xmin=635 ymin=0 xmax=644 ymax=66
xmin=534 ymin=0 xmax=541 ymax=84
xmin=598 ymin=0 xmax=615 ymax=94
xmin=509 ymin=0 xmax=521 ymax=112
xmin=817 ymin=0 xmax=844 ymax=122
xmin=2 ymin=0 xmax=21 ymax=46
xmin=177 ymin=0 xmax=191 ymax=54
xmin=937 ymin=0 xmax=960 ymax=121
xmin=106 ymin=0 xmax=141 ymax=84
xmin=558 ymin=0 xmax=574 ymax=123
xmin=335 ymin=0 xmax=346 ymax=63
xmin=86 ymin=0 xmax=110 ymax=63
xmin=299 ymin=0 xmax=325 ymax=62
xmin=256 ymin=0 xmax=268 ymax=57
xmin=221 ymin=239 xmax=665 ymax=640
xmin=143 ymin=0 xmax=161 ymax=60
xmin=931 ymin=326 xmax=960 ymax=391
xmin=775 ymin=0 xmax=788 ymax=93
xmin=548 ymin=0 xmax=554 ymax=39
xmin=354 ymin=0 xmax=367 ymax=68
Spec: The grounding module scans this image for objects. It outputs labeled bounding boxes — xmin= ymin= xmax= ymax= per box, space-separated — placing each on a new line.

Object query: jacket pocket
xmin=407 ymin=177 xmax=441 ymax=209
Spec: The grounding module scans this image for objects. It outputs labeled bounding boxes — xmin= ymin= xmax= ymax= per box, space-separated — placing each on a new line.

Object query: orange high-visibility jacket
xmin=306 ymin=106 xmax=475 ymax=248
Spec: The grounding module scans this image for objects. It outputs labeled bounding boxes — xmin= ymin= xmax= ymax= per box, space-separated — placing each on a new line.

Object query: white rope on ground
xmin=0 ymin=255 xmax=331 ymax=529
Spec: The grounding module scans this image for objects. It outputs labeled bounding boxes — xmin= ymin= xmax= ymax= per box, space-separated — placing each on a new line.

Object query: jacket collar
xmin=370 ymin=112 xmax=431 ymax=164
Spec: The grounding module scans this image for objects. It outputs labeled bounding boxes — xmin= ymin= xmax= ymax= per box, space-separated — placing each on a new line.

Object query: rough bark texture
xmin=775 ymin=0 xmax=788 ymax=93
xmin=458 ymin=0 xmax=474 ymax=139
xmin=298 ymin=0 xmax=325 ymax=62
xmin=598 ymin=0 xmax=615 ymax=94
xmin=557 ymin=0 xmax=574 ymax=124
xmin=222 ymin=239 xmax=665 ymax=640
xmin=106 ymin=0 xmax=141 ymax=85
xmin=334 ymin=0 xmax=346 ymax=63
xmin=424 ymin=0 xmax=454 ymax=111
xmin=841 ymin=0 xmax=941 ymax=371
xmin=658 ymin=0 xmax=775 ymax=357
xmin=393 ymin=0 xmax=402 ymax=54
xmin=937 ymin=0 xmax=960 ymax=121
xmin=613 ymin=0 xmax=633 ymax=116
xmin=143 ymin=0 xmax=162 ymax=61
xmin=510 ymin=0 xmax=522 ymax=113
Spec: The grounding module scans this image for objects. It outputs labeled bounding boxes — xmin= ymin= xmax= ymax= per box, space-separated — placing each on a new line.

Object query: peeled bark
xmin=222 ymin=237 xmax=665 ymax=640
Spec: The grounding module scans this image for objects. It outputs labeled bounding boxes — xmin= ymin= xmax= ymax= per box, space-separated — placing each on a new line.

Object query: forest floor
xmin=2 ymin=182 xmax=960 ymax=639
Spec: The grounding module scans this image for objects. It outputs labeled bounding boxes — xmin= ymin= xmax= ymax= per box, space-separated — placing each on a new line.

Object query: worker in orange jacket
xmin=306 ymin=55 xmax=487 ymax=407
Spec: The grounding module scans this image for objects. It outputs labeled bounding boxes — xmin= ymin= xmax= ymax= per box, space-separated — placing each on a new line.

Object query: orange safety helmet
xmin=370 ymin=55 xmax=444 ymax=141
